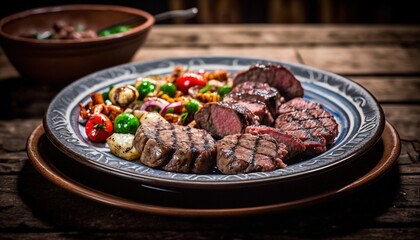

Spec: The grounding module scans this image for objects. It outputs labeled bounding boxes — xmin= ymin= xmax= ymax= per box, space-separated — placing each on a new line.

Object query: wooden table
xmin=1 ymin=25 xmax=419 ymax=239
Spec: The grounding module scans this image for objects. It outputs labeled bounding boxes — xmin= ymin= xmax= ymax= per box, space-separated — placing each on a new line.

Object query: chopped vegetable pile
xmin=79 ymin=66 xmax=232 ymax=160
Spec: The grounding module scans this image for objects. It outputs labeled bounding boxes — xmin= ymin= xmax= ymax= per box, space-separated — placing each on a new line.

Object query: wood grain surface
xmin=0 ymin=24 xmax=419 ymax=239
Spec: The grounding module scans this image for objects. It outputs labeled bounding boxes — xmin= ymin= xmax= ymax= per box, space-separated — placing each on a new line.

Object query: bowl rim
xmin=0 ymin=4 xmax=155 ymax=45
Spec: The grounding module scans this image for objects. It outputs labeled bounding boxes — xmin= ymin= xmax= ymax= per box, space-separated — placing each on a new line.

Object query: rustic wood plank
xmin=298 ymin=45 xmax=420 ymax=75
xmin=351 ymin=77 xmax=420 ymax=102
xmin=1 ymin=228 xmax=420 ymax=240
xmin=1 ymin=170 xmax=418 ymax=229
xmin=0 ymin=119 xmax=40 ymax=150
xmin=382 ymin=105 xmax=420 ymax=140
xmin=0 ymin=119 xmax=40 ymax=174
xmin=399 ymin=139 xmax=420 ymax=165
xmin=133 ymin=46 xmax=299 ymax=63
xmin=2 ymin=46 xmax=420 ymax=80
xmin=146 ymin=25 xmax=420 ymax=47
xmin=398 ymin=139 xmax=420 ymax=175
xmin=134 ymin=45 xmax=420 ymax=75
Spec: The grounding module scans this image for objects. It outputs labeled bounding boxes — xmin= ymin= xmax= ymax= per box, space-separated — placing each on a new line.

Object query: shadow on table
xmin=17 ymin=157 xmax=401 ymax=238
xmin=0 ymin=77 xmax=62 ymax=119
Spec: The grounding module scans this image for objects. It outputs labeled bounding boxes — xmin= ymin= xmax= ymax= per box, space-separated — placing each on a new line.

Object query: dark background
xmin=1 ymin=0 xmax=420 ymax=24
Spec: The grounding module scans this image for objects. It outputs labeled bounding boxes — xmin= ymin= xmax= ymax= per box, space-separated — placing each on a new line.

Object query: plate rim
xmin=28 ymin=122 xmax=400 ymax=217
xmin=43 ymin=55 xmax=386 ymax=189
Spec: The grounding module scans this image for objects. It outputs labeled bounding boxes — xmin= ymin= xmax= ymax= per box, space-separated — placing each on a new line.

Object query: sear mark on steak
xmin=133 ymin=121 xmax=217 ymax=173
xmin=224 ymin=81 xmax=284 ymax=116
xmin=233 ymin=64 xmax=304 ymax=100
xmin=245 ymin=125 xmax=306 ymax=160
xmin=194 ymin=101 xmax=258 ymax=138
xmin=223 ymin=100 xmax=274 ymax=126
xmin=275 ymin=97 xmax=339 ymax=155
xmin=216 ymin=133 xmax=287 ymax=175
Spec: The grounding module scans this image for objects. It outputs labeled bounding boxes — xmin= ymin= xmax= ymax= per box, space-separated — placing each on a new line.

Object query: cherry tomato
xmin=85 ymin=113 xmax=113 ymax=142
xmin=175 ymin=73 xmax=206 ymax=94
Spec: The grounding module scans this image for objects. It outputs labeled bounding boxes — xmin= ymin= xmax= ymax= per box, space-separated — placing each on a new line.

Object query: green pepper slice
xmin=113 ymin=112 xmax=140 ymax=134
xmin=98 ymin=25 xmax=132 ymax=37
xmin=136 ymin=80 xmax=156 ymax=100
xmin=160 ymin=82 xmax=177 ymax=98
xmin=218 ymin=85 xmax=232 ymax=98
xmin=184 ymin=99 xmax=200 ymax=116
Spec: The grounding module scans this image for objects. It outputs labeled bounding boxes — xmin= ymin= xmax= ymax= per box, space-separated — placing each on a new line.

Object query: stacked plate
xmin=27 ymin=57 xmax=400 ymax=217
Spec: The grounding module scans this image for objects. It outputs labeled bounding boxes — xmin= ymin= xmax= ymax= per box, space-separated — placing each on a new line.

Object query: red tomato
xmin=176 ymin=73 xmax=206 ymax=94
xmin=85 ymin=113 xmax=113 ymax=142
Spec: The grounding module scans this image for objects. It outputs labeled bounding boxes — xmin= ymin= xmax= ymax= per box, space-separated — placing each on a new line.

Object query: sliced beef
xmin=275 ymin=97 xmax=339 ymax=155
xmin=216 ymin=133 xmax=287 ymax=174
xmin=133 ymin=122 xmax=216 ymax=173
xmin=233 ymin=64 xmax=304 ymax=100
xmin=194 ymin=101 xmax=258 ymax=138
xmin=224 ymin=100 xmax=274 ymax=126
xmin=225 ymin=81 xmax=284 ymax=116
xmin=245 ymin=125 xmax=306 ymax=159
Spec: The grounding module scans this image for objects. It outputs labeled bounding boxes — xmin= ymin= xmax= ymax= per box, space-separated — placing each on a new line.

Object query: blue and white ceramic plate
xmin=43 ymin=56 xmax=385 ymax=189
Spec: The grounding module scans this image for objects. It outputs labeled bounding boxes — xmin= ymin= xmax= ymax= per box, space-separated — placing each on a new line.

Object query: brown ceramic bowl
xmin=0 ymin=4 xmax=154 ymax=86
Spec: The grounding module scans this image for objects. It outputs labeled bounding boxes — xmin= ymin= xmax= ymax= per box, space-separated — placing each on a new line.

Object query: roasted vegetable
xmin=160 ymin=82 xmax=177 ymax=97
xmin=176 ymin=73 xmax=206 ymax=94
xmin=133 ymin=110 xmax=167 ymax=124
xmin=113 ymin=112 xmax=140 ymax=134
xmin=106 ymin=133 xmax=139 ymax=160
xmin=136 ymin=80 xmax=156 ymax=100
xmin=195 ymin=92 xmax=220 ymax=103
xmin=85 ymin=114 xmax=113 ymax=142
xmin=108 ymin=85 xmax=139 ymax=108
xmin=184 ymin=99 xmax=200 ymax=115
xmin=218 ymin=85 xmax=232 ymax=98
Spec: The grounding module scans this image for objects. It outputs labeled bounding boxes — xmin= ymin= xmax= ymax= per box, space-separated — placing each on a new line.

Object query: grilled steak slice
xmin=133 ymin=122 xmax=216 ymax=173
xmin=275 ymin=97 xmax=339 ymax=155
xmin=233 ymin=64 xmax=304 ymax=100
xmin=216 ymin=133 xmax=287 ymax=174
xmin=245 ymin=125 xmax=305 ymax=159
xmin=194 ymin=101 xmax=258 ymax=138
xmin=225 ymin=81 xmax=284 ymax=116
xmin=224 ymin=100 xmax=274 ymax=126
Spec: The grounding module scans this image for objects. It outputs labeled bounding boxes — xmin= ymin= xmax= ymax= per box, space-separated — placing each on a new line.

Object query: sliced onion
xmin=140 ymin=99 xmax=169 ymax=112
xmin=160 ymin=101 xmax=183 ymax=116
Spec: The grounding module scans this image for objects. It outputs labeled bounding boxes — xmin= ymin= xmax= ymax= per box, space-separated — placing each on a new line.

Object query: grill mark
xmin=151 ymin=123 xmax=174 ymax=146
xmin=202 ymin=131 xmax=211 ymax=151
xmin=169 ymin=123 xmax=179 ymax=148
xmin=186 ymin=126 xmax=198 ymax=151
xmin=236 ymin=135 xmax=280 ymax=160
xmin=153 ymin=122 xmax=161 ymax=142
xmin=279 ymin=110 xmax=333 ymax=140
xmin=225 ymin=135 xmax=240 ymax=166
xmin=237 ymin=140 xmax=276 ymax=153
xmin=249 ymin=135 xmax=260 ymax=166
xmin=136 ymin=122 xmax=217 ymax=173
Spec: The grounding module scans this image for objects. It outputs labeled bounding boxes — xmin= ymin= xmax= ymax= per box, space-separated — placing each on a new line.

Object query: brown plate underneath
xmin=26 ymin=122 xmax=400 ymax=217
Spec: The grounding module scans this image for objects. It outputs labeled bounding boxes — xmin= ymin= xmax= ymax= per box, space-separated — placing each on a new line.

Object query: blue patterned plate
xmin=43 ymin=56 xmax=385 ymax=189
